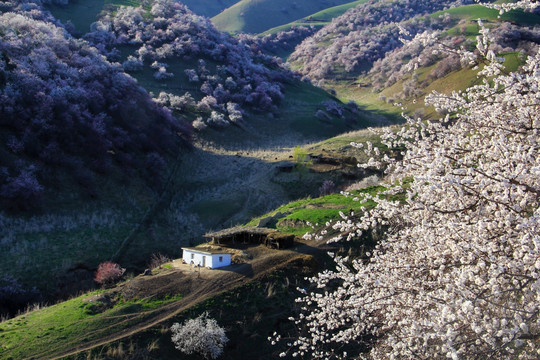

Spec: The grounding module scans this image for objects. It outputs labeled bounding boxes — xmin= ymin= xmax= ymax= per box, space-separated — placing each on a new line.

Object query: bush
xmin=148 ymin=253 xmax=171 ymax=269
xmin=94 ymin=261 xmax=125 ymax=286
xmin=171 ymin=312 xmax=228 ymax=359
xmin=319 ymin=180 xmax=336 ymax=196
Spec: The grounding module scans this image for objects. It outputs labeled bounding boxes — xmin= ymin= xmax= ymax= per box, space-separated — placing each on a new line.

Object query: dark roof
xmin=182 ymin=247 xmax=232 ymax=255
xmin=204 ymin=226 xmax=274 ymax=238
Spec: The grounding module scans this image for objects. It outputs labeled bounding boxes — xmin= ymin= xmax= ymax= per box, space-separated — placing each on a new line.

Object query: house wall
xmin=182 ymin=250 xmax=206 ymax=267
xmin=182 ymin=250 xmax=231 ymax=269
xmin=208 ymin=253 xmax=231 ymax=268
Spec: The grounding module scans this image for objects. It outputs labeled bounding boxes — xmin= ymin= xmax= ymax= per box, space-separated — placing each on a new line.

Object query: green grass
xmin=246 ymin=185 xmax=391 ymax=235
xmin=178 ymin=0 xmax=240 ymax=18
xmin=189 ymin=195 xmax=248 ymax=229
xmin=432 ymin=3 xmax=540 ymax=41
xmin=0 ymin=225 xmax=132 ymax=293
xmin=260 ymin=0 xmax=367 ymax=36
xmin=211 ymin=0 xmax=354 ymax=34
xmin=279 ymin=81 xmax=371 ymax=137
xmin=307 ymin=127 xmax=390 ymax=157
xmin=0 ymin=290 xmax=183 ymax=359
xmin=47 ymin=0 xmax=142 ymax=34
xmin=433 ymin=3 xmax=540 ymax=26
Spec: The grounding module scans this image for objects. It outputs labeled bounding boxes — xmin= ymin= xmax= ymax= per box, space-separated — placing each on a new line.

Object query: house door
xmin=202 ymin=256 xmax=206 ymax=268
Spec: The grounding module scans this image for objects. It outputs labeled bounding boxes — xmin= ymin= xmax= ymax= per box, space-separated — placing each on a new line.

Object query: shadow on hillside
xmin=218 ymin=263 xmax=254 ymax=278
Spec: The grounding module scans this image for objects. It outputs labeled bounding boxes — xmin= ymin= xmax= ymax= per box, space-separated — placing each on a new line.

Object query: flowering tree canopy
xmin=85 ymin=0 xmax=294 ymax=129
xmin=171 ymin=312 xmax=229 ymax=359
xmin=278 ymin=1 xmax=540 ymax=359
xmin=0 ymin=3 xmax=191 ymax=207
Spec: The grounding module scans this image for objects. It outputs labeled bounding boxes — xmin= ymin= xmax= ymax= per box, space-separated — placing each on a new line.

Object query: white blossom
xmin=171 ymin=312 xmax=228 ymax=359
xmin=279 ymin=2 xmax=540 ymax=358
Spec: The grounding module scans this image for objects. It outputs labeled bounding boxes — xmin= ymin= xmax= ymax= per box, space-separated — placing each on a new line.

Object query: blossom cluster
xmin=171 ymin=312 xmax=229 ymax=359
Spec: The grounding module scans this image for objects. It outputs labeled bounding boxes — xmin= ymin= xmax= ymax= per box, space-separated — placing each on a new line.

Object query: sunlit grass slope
xmin=211 ymin=0 xmax=354 ymax=34
xmin=260 ymin=0 xmax=367 ymax=36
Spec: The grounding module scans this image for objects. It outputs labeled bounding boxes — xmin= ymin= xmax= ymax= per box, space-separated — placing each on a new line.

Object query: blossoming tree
xmin=171 ymin=312 xmax=228 ymax=359
xmin=278 ymin=1 xmax=540 ymax=359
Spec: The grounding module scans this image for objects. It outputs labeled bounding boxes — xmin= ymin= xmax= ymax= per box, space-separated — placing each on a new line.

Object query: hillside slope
xmin=0 ymin=240 xmax=326 ymax=359
xmin=260 ymin=0 xmax=366 ymax=36
xmin=47 ymin=0 xmax=240 ymax=33
xmin=0 ymin=2 xmax=191 ymax=211
xmin=327 ymin=4 xmax=540 ymax=119
xmin=211 ymin=0 xmax=353 ymax=34
xmin=0 ymin=143 xmax=394 ymax=359
xmin=289 ymin=0 xmax=477 ymax=79
xmin=176 ymin=0 xmax=239 ymax=17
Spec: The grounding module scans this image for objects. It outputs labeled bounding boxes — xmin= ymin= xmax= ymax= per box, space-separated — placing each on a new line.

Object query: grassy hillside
xmin=312 ymin=3 xmax=540 ymax=121
xmin=260 ymin=0 xmax=366 ymax=36
xmin=0 ymin=240 xmax=326 ymax=359
xmin=177 ymin=0 xmax=240 ymax=17
xmin=47 ymin=0 xmax=138 ymax=34
xmin=211 ymin=0 xmax=353 ymax=34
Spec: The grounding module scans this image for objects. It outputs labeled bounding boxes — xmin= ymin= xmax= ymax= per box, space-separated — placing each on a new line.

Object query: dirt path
xmin=48 ymin=242 xmax=323 ymax=360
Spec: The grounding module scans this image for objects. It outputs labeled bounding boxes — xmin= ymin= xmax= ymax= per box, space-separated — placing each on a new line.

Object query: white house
xmin=181 ymin=247 xmax=232 ymax=269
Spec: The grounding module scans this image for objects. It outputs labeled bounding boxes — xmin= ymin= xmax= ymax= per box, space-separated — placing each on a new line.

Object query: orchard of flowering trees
xmin=0 ymin=0 xmax=191 ymax=209
xmin=85 ymin=0 xmax=294 ymax=129
xmin=290 ymin=0 xmax=479 ymax=80
xmin=238 ymin=25 xmax=318 ymax=57
xmin=368 ymin=11 xmax=540 ymax=94
xmin=277 ymin=1 xmax=540 ymax=359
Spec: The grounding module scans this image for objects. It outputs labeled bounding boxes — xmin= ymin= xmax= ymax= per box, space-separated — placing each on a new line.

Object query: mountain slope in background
xmin=175 ymin=0 xmax=239 ymax=17
xmin=310 ymin=3 xmax=540 ymax=120
xmin=47 ymin=0 xmax=241 ymax=34
xmin=211 ymin=0 xmax=353 ymax=34
xmin=289 ymin=0 xmax=477 ymax=79
xmin=259 ymin=0 xmax=366 ymax=36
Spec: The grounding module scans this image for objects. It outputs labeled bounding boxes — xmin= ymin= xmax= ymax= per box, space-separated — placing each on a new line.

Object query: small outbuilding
xmin=264 ymin=231 xmax=295 ymax=249
xmin=181 ymin=247 xmax=232 ymax=269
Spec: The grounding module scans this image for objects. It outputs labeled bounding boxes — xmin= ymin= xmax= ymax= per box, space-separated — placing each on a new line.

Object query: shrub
xmin=319 ymin=180 xmax=336 ymax=196
xmin=94 ymin=261 xmax=125 ymax=286
xmin=0 ymin=167 xmax=43 ymax=210
xmin=148 ymin=253 xmax=171 ymax=269
xmin=171 ymin=312 xmax=228 ymax=359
